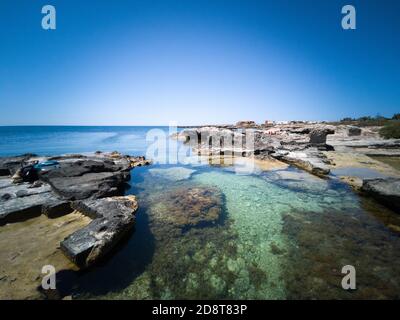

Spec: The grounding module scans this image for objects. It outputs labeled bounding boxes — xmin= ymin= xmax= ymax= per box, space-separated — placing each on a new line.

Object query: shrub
xmin=392 ymin=113 xmax=400 ymax=120
xmin=379 ymin=121 xmax=400 ymax=139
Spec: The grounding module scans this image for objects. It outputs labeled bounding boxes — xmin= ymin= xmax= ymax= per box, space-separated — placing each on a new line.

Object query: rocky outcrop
xmin=348 ymin=126 xmax=362 ymax=136
xmin=61 ymin=195 xmax=138 ymax=268
xmin=272 ymin=149 xmax=331 ymax=176
xmin=0 ymin=154 xmax=37 ymax=176
xmin=0 ymin=152 xmax=150 ymax=268
xmin=309 ymin=127 xmax=335 ymax=144
xmin=361 ymin=178 xmax=400 ymax=213
xmin=0 ymin=180 xmax=71 ymax=225
xmin=173 ymin=125 xmax=335 ymax=176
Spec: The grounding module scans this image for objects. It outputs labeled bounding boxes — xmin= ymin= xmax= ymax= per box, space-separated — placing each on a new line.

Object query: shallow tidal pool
xmin=66 ymin=159 xmax=400 ymax=300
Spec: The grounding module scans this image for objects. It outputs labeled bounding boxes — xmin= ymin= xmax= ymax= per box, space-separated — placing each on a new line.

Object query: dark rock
xmin=361 ymin=178 xmax=400 ymax=213
xmin=348 ymin=126 xmax=362 ymax=136
xmin=44 ymin=171 xmax=128 ymax=200
xmin=309 ymin=127 xmax=335 ymax=144
xmin=42 ymin=199 xmax=73 ymax=218
xmin=40 ymin=159 xmax=124 ymax=179
xmin=0 ymin=154 xmax=36 ymax=176
xmin=148 ymin=186 xmax=223 ymax=240
xmin=61 ymin=195 xmax=138 ymax=267
xmin=1 ymin=193 xmax=11 ymax=201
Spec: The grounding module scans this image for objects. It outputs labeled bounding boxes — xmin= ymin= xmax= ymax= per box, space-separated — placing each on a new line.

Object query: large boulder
xmin=309 ymin=127 xmax=335 ymax=144
xmin=38 ymin=158 xmax=132 ymax=200
xmin=61 ymin=195 xmax=138 ymax=267
xmin=361 ymin=178 xmax=400 ymax=212
xmin=42 ymin=171 xmax=129 ymax=200
xmin=348 ymin=126 xmax=362 ymax=136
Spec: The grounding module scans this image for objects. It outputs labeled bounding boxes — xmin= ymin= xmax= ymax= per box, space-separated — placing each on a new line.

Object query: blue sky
xmin=0 ymin=0 xmax=399 ymax=125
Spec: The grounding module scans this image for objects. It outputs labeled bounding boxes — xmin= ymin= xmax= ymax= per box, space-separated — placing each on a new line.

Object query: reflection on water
xmin=69 ymin=160 xmax=400 ymax=300
xmin=370 ymin=156 xmax=400 ymax=172
xmin=331 ymin=167 xmax=388 ymax=179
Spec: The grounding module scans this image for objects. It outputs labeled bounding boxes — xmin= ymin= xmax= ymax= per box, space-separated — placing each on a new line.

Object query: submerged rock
xmin=61 ymin=195 xmax=138 ymax=268
xmin=268 ymin=169 xmax=329 ymax=194
xmin=361 ymin=178 xmax=400 ymax=213
xmin=149 ymin=167 xmax=196 ymax=181
xmin=148 ymin=186 xmax=223 ymax=239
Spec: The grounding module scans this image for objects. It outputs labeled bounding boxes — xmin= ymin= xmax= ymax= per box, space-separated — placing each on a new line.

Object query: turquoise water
xmin=1 ymin=126 xmax=400 ymax=299
xmin=67 ymin=163 xmax=400 ymax=299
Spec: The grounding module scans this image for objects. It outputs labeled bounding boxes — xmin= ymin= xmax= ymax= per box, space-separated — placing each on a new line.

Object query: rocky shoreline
xmin=173 ymin=120 xmax=400 ymax=213
xmin=0 ymin=152 xmax=151 ymax=271
xmin=1 ymin=121 xmax=400 ymax=299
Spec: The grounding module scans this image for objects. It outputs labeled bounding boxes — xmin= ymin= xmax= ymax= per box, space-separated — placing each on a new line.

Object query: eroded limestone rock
xmin=61 ymin=195 xmax=138 ymax=267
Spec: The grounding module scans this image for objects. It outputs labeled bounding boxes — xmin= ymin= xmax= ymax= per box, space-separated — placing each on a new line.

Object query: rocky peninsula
xmin=173 ymin=120 xmax=400 ymax=213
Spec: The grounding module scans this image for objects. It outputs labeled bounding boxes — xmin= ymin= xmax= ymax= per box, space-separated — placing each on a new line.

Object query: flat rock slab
xmin=361 ymin=178 xmax=400 ymax=213
xmin=0 ymin=181 xmax=72 ymax=224
xmin=61 ymin=195 xmax=138 ymax=267
xmin=273 ymin=150 xmax=331 ymax=176
xmin=45 ymin=171 xmax=128 ymax=200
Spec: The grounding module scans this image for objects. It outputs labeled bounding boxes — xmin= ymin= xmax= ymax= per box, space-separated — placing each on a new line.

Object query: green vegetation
xmin=329 ymin=113 xmax=399 ymax=127
xmin=379 ymin=121 xmax=400 ymax=139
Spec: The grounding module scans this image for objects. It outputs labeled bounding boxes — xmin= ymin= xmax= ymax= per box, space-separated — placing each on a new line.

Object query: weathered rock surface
xmin=0 ymin=154 xmax=37 ymax=176
xmin=0 ymin=181 xmax=70 ymax=224
xmin=0 ymin=152 xmax=149 ymax=268
xmin=361 ymin=178 xmax=400 ymax=212
xmin=174 ymin=124 xmax=335 ymax=176
xmin=309 ymin=127 xmax=335 ymax=144
xmin=61 ymin=195 xmax=138 ymax=267
xmin=348 ymin=126 xmax=362 ymax=136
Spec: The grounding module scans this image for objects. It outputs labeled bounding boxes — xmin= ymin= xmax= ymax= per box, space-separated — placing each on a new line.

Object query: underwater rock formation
xmin=149 ymin=167 xmax=196 ymax=181
xmin=148 ymin=186 xmax=223 ymax=239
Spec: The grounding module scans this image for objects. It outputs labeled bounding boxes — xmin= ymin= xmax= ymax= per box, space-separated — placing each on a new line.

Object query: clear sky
xmin=0 ymin=0 xmax=399 ymax=125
